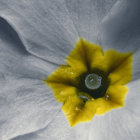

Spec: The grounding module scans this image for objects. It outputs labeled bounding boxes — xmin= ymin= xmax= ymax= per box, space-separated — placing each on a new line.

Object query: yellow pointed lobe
xmin=44 ymin=38 xmax=133 ymax=126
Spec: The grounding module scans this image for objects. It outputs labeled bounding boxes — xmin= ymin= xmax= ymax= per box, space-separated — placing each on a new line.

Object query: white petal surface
xmin=11 ymin=133 xmax=47 ymax=140
xmin=101 ymin=0 xmax=140 ymax=51
xmin=0 ymin=0 xmax=140 ymax=140
xmin=11 ymin=111 xmax=90 ymax=140
xmin=31 ymin=80 xmax=140 ymax=140
xmin=62 ymin=0 xmax=117 ymax=43
xmin=0 ymin=0 xmax=79 ymax=64
xmin=0 ymin=0 xmax=117 ymax=64
xmin=100 ymin=0 xmax=140 ymax=81
xmin=0 ymin=78 xmax=60 ymax=140
xmin=0 ymin=17 xmax=61 ymax=140
xmin=36 ymin=111 xmax=91 ymax=140
xmin=88 ymin=80 xmax=140 ymax=140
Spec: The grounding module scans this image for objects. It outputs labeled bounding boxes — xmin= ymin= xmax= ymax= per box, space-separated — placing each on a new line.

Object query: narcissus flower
xmin=45 ymin=38 xmax=132 ymax=126
xmin=0 ymin=0 xmax=140 ymax=140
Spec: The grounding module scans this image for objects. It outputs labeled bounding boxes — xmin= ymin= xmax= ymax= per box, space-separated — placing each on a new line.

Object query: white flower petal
xmin=0 ymin=17 xmax=61 ymax=139
xmin=87 ymin=80 xmax=140 ymax=140
xmin=131 ymin=50 xmax=140 ymax=81
xmin=36 ymin=111 xmax=90 ymax=140
xmin=101 ymin=0 xmax=140 ymax=51
xmin=65 ymin=0 xmax=117 ymax=43
xmin=126 ymin=79 xmax=140 ymax=118
xmin=0 ymin=0 xmax=139 ymax=140
xmin=11 ymin=112 xmax=90 ymax=140
xmin=11 ymin=133 xmax=47 ymax=140
xmin=0 ymin=0 xmax=79 ymax=64
xmin=0 ymin=0 xmax=118 ymax=65
xmin=100 ymin=0 xmax=140 ymax=81
xmin=30 ymin=79 xmax=140 ymax=140
xmin=0 ymin=78 xmax=61 ymax=140
xmin=0 ymin=16 xmax=58 ymax=79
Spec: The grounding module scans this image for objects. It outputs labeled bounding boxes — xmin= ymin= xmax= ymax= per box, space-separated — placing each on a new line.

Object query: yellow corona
xmin=44 ymin=38 xmax=133 ymax=127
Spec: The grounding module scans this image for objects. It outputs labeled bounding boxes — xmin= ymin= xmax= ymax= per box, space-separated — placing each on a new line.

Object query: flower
xmin=0 ymin=0 xmax=140 ymax=140
xmin=45 ymin=38 xmax=132 ymax=126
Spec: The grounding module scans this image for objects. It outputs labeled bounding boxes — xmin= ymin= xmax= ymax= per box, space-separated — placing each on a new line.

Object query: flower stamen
xmin=85 ymin=73 xmax=102 ymax=90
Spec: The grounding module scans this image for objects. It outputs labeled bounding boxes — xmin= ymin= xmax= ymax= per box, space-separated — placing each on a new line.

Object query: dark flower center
xmin=85 ymin=73 xmax=102 ymax=90
xmin=77 ymin=69 xmax=110 ymax=100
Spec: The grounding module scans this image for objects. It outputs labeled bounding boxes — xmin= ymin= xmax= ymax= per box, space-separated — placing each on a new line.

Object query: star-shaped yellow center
xmin=44 ymin=38 xmax=133 ymax=127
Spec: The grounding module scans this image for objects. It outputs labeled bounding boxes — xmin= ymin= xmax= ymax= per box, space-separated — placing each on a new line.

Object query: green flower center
xmin=77 ymin=69 xmax=110 ymax=100
xmin=85 ymin=73 xmax=102 ymax=90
